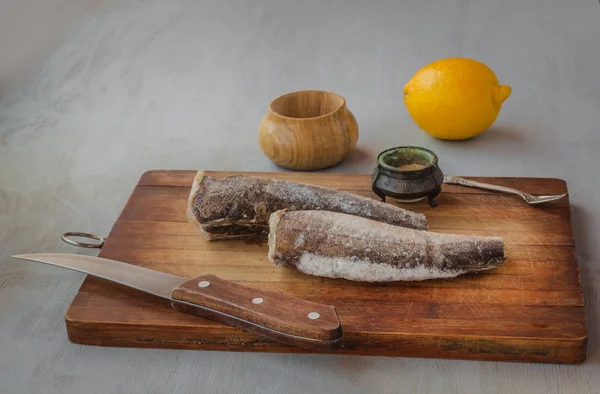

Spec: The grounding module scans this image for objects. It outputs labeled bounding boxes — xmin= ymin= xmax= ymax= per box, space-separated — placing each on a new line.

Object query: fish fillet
xmin=268 ymin=210 xmax=505 ymax=282
xmin=187 ymin=171 xmax=428 ymax=240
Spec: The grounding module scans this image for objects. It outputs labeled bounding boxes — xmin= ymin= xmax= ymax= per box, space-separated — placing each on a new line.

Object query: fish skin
xmin=187 ymin=171 xmax=428 ymax=240
xmin=268 ymin=210 xmax=505 ymax=282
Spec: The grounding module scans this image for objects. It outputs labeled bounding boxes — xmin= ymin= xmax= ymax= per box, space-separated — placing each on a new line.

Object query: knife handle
xmin=170 ymin=275 xmax=342 ymax=351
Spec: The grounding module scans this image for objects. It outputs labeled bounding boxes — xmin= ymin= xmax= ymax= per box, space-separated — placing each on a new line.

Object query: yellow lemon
xmin=404 ymin=58 xmax=511 ymax=140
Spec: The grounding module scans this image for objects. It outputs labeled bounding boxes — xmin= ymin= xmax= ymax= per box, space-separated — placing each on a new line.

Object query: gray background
xmin=1 ymin=0 xmax=598 ymax=393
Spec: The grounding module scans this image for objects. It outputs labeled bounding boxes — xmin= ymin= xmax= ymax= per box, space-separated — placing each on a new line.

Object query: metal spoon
xmin=443 ymin=175 xmax=567 ymax=205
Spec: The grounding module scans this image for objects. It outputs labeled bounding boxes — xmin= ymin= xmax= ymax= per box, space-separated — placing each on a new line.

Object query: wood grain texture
xmin=64 ymin=170 xmax=587 ymax=363
xmin=258 ymin=90 xmax=358 ymax=170
xmin=170 ymin=274 xmax=342 ymax=350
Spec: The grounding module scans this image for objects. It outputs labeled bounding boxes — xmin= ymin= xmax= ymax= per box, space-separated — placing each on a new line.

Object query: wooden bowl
xmin=258 ymin=90 xmax=359 ymax=170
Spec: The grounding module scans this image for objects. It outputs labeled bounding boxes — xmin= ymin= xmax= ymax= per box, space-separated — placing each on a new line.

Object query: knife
xmin=12 ymin=253 xmax=342 ymax=350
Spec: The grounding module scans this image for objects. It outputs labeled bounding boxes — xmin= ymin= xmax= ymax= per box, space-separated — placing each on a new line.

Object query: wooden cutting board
xmin=64 ymin=170 xmax=587 ymax=363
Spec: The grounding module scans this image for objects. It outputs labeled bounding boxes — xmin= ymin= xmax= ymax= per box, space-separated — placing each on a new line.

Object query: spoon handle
xmin=443 ymin=175 xmax=528 ymax=199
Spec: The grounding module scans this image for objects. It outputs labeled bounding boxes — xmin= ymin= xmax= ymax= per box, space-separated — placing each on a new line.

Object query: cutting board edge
xmin=140 ymin=169 xmax=570 ymax=182
xmin=137 ymin=169 xmax=570 ymax=194
xmin=64 ymin=312 xmax=588 ymax=364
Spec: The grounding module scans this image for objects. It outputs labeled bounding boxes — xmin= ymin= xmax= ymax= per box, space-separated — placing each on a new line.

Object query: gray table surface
xmin=1 ymin=0 xmax=599 ymax=393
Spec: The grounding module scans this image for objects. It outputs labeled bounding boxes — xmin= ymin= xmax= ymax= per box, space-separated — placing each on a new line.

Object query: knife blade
xmin=13 ymin=253 xmax=342 ymax=350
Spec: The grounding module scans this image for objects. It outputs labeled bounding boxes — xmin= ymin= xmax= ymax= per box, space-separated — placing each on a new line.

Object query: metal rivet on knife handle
xmin=12 ymin=254 xmax=343 ymax=351
xmin=170 ymin=274 xmax=342 ymax=350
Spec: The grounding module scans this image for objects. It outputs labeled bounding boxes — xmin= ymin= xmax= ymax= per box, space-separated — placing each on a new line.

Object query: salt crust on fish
xmin=187 ymin=171 xmax=428 ymax=240
xmin=268 ymin=210 xmax=505 ymax=282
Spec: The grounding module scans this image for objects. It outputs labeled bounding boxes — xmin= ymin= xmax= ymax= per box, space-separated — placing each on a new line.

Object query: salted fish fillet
xmin=187 ymin=171 xmax=428 ymax=240
xmin=267 ymin=210 xmax=505 ymax=282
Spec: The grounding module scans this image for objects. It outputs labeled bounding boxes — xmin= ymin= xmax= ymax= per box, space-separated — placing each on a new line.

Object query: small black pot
xmin=371 ymin=146 xmax=444 ymax=207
